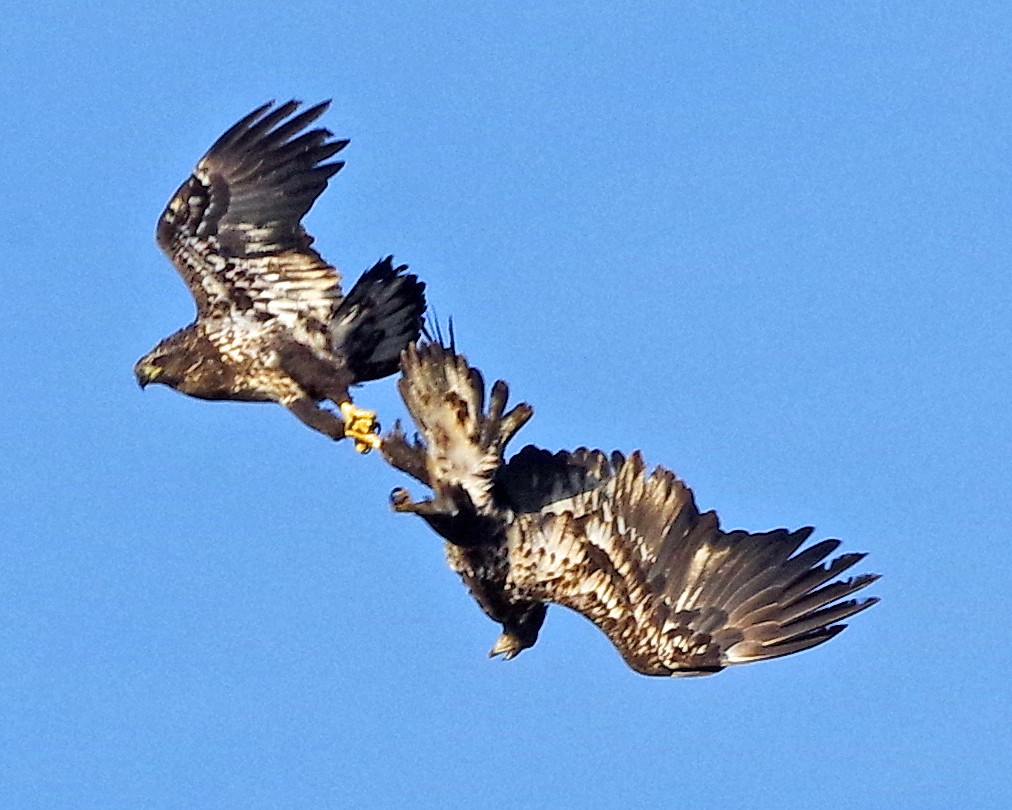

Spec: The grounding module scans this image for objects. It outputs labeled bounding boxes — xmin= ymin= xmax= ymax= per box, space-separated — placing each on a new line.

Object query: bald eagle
xmin=382 ymin=341 xmax=879 ymax=676
xmin=135 ymin=100 xmax=425 ymax=451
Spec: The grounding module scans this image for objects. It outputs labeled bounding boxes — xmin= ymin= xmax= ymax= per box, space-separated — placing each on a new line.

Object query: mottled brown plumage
xmin=135 ymin=100 xmax=426 ymax=449
xmin=384 ymin=341 xmax=879 ymax=676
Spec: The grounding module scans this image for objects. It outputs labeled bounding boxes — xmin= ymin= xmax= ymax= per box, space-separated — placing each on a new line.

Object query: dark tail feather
xmin=421 ymin=309 xmax=453 ymax=349
xmin=332 ymin=256 xmax=427 ymax=381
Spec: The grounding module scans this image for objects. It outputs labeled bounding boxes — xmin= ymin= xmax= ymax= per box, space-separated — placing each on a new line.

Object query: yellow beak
xmin=134 ymin=361 xmax=162 ymax=389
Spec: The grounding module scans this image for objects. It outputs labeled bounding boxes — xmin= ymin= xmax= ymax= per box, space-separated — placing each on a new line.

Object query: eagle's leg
xmin=286 ymin=396 xmax=348 ymax=442
xmin=274 ymin=340 xmax=377 ymax=451
xmin=390 ymin=487 xmax=419 ymax=512
xmin=339 ymin=401 xmax=382 ymax=454
xmin=389 ymin=487 xmax=458 ymax=516
xmin=380 ymin=424 xmax=431 ymax=486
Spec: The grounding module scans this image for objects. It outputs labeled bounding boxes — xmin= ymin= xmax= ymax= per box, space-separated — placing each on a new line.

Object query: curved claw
xmin=390 ymin=487 xmax=415 ymax=512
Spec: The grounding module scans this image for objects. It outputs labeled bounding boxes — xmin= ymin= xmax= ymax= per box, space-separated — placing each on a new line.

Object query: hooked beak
xmin=488 ymin=632 xmax=523 ymax=661
xmin=134 ymin=361 xmax=161 ymax=389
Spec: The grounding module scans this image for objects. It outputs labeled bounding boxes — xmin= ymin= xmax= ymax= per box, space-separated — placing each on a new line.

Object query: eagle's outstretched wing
xmin=156 ymin=100 xmax=347 ymax=327
xmin=506 ymin=452 xmax=880 ymax=675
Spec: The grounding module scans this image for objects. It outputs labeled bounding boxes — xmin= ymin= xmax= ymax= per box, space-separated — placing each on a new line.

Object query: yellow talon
xmin=339 ymin=401 xmax=382 ymax=454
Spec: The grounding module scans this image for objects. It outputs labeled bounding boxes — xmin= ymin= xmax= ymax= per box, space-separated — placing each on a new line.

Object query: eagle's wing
xmin=394 ymin=341 xmax=533 ymax=510
xmin=506 ymin=452 xmax=879 ymax=676
xmin=156 ymin=100 xmax=347 ymax=328
xmin=496 ymin=445 xmax=623 ymax=516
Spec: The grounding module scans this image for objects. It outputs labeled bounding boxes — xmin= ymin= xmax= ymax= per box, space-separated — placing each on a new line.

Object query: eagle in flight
xmin=135 ymin=100 xmax=425 ymax=451
xmin=382 ymin=340 xmax=879 ymax=676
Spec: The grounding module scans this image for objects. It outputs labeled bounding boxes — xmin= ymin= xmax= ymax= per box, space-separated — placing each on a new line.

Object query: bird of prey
xmin=382 ymin=340 xmax=879 ymax=676
xmin=135 ymin=100 xmax=425 ymax=452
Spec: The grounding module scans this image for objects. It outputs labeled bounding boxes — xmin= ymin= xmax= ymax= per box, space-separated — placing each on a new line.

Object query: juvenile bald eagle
xmin=382 ymin=341 xmax=879 ymax=676
xmin=135 ymin=100 xmax=425 ymax=451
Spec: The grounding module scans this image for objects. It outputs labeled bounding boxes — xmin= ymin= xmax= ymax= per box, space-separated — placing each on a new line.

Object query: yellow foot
xmin=339 ymin=401 xmax=382 ymax=454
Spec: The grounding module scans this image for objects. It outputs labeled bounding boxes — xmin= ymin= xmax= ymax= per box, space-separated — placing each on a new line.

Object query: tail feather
xmin=332 ymin=256 xmax=426 ymax=381
xmin=397 ymin=339 xmax=533 ymax=511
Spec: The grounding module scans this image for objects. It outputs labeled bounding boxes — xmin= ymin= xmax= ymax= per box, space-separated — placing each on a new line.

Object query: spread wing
xmin=392 ymin=341 xmax=533 ymax=510
xmin=506 ymin=452 xmax=879 ymax=676
xmin=156 ymin=100 xmax=347 ymax=328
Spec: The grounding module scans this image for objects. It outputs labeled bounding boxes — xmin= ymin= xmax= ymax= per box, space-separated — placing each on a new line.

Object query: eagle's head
xmin=134 ymin=343 xmax=187 ymax=391
xmin=135 ymin=330 xmax=230 ymax=398
xmin=488 ymin=603 xmax=547 ymax=661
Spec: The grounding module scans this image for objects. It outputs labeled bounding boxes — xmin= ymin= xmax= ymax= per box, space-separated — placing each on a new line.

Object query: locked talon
xmin=339 ymin=402 xmax=383 ymax=454
xmin=353 ymin=431 xmax=382 ymax=454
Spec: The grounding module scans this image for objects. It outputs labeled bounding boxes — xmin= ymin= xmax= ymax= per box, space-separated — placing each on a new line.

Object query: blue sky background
xmin=2 ymin=2 xmax=1010 ymax=807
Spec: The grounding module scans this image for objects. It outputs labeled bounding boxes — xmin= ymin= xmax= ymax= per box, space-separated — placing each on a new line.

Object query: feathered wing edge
xmin=172 ymin=99 xmax=348 ymax=259
xmin=507 ymin=452 xmax=879 ymax=675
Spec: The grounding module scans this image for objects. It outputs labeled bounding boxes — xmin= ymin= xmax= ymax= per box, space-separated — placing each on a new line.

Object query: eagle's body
xmin=136 ymin=100 xmax=425 ymax=449
xmin=146 ymin=319 xmax=312 ymax=403
xmin=383 ymin=342 xmax=879 ymax=676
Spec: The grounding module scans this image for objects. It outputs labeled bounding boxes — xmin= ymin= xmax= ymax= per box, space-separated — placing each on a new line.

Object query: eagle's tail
xmin=331 ymin=257 xmax=426 ymax=382
xmin=395 ymin=340 xmax=533 ymax=510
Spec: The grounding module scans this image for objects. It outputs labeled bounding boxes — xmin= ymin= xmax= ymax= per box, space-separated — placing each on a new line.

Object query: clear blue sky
xmin=2 ymin=2 xmax=1009 ymax=807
